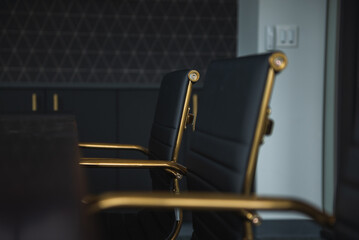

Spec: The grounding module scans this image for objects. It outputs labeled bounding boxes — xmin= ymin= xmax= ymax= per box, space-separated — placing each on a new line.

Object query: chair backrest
xmin=148 ymin=69 xmax=199 ymax=191
xmin=142 ymin=70 xmax=199 ymax=239
xmin=148 ymin=69 xmax=199 ymax=162
xmin=0 ymin=115 xmax=96 ymax=240
xmin=186 ymin=52 xmax=286 ymax=239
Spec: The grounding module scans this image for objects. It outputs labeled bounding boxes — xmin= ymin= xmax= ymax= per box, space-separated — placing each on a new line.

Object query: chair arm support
xmin=80 ymin=158 xmax=187 ymax=179
xmin=78 ymin=142 xmax=149 ymax=155
xmin=240 ymin=209 xmax=262 ymax=225
xmin=85 ymin=192 xmax=335 ymax=228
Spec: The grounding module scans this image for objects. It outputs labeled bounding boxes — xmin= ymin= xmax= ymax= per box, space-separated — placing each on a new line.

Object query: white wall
xmin=237 ymin=0 xmax=259 ymax=56
xmin=238 ymin=0 xmax=327 ymax=219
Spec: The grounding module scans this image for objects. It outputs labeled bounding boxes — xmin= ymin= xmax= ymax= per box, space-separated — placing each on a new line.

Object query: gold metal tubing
xmin=170 ymin=178 xmax=183 ymax=240
xmin=86 ymin=192 xmax=335 ymax=228
xmin=78 ymin=142 xmax=150 ymax=155
xmin=53 ymin=93 xmax=58 ymax=111
xmin=244 ymin=221 xmax=254 ymax=240
xmin=243 ymin=68 xmax=275 ymax=195
xmin=243 ymin=67 xmax=275 ymax=240
xmin=173 ymin=80 xmax=192 ymax=162
xmin=241 ymin=52 xmax=288 ymax=239
xmin=243 ymin=52 xmax=287 ymax=195
xmin=172 ymin=71 xmax=198 ymax=162
xmin=32 ymin=93 xmax=37 ymax=112
xmin=79 ymin=158 xmax=187 ymax=177
xmin=165 ymin=69 xmax=199 ymax=237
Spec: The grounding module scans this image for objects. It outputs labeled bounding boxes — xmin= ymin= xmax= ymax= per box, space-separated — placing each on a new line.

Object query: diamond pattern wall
xmin=0 ymin=0 xmax=237 ymax=85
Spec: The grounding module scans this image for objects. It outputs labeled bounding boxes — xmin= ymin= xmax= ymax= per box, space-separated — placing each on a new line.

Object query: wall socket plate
xmin=265 ymin=24 xmax=299 ymax=50
xmin=275 ymin=25 xmax=299 ymax=48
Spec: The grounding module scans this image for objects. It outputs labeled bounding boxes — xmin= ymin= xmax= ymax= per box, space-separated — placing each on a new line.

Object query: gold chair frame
xmin=86 ymin=192 xmax=335 ymax=232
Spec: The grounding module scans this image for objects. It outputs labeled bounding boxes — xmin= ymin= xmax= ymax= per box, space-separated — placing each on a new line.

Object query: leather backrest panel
xmin=148 ymin=69 xmax=191 ymax=161
xmin=149 ymin=70 xmax=192 ymax=193
xmin=186 ymin=53 xmax=273 ymax=240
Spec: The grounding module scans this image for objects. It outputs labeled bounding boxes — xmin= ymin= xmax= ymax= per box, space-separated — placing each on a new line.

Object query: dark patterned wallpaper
xmin=0 ymin=0 xmax=237 ymax=85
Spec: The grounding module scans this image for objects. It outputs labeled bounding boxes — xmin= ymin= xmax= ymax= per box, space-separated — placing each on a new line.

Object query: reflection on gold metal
xmin=269 ymin=52 xmax=288 ymax=72
xmin=240 ymin=210 xmax=262 ymax=226
xmin=188 ymin=70 xmax=200 ymax=82
xmin=86 ymin=192 xmax=335 ymax=228
xmin=79 ymin=158 xmax=187 ymax=177
xmin=78 ymin=143 xmax=150 ymax=155
xmin=32 ymin=93 xmax=37 ymax=112
xmin=53 ymin=93 xmax=58 ymax=111
xmin=192 ymin=94 xmax=198 ymax=131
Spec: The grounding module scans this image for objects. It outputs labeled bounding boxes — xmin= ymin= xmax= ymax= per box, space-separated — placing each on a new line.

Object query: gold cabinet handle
xmin=53 ymin=93 xmax=58 ymax=111
xmin=192 ymin=94 xmax=198 ymax=131
xmin=32 ymin=93 xmax=37 ymax=112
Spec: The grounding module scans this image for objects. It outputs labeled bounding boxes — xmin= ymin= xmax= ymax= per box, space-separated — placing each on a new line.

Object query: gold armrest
xmin=86 ymin=192 xmax=335 ymax=228
xmin=80 ymin=158 xmax=187 ymax=179
xmin=78 ymin=143 xmax=149 ymax=156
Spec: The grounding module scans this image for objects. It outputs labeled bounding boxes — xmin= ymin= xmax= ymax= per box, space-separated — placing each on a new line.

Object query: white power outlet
xmin=275 ymin=25 xmax=299 ymax=48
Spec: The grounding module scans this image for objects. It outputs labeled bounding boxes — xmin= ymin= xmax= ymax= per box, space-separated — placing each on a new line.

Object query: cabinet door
xmin=46 ymin=89 xmax=118 ymax=194
xmin=46 ymin=90 xmax=117 ymax=143
xmin=0 ymin=89 xmax=45 ymax=113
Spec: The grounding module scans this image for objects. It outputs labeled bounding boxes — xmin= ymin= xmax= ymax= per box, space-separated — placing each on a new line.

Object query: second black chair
xmin=80 ymin=69 xmax=200 ymax=239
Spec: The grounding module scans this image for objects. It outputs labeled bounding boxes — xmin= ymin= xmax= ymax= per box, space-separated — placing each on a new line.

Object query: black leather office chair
xmin=85 ymin=52 xmax=287 ymax=240
xmin=0 ymin=115 xmax=97 ymax=240
xmin=184 ymin=52 xmax=285 ymax=240
xmin=80 ymin=69 xmax=200 ymax=239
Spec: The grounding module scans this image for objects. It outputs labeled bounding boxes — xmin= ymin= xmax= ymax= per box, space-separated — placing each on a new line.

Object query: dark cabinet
xmin=0 ymin=88 xmax=118 ymax=145
xmin=0 ymin=87 xmax=160 ymax=192
xmin=0 ymin=87 xmax=198 ymax=193
xmin=47 ymin=89 xmax=119 ymax=194
xmin=0 ymin=89 xmax=45 ymax=113
xmin=0 ymin=88 xmax=119 ymax=193
xmin=45 ymin=89 xmax=117 ymax=144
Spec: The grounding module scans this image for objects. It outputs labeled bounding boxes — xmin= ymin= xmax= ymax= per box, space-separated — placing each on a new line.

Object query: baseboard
xmin=179 ymin=219 xmax=323 ymax=240
xmin=255 ymin=219 xmax=322 ymax=239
